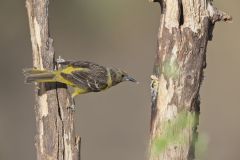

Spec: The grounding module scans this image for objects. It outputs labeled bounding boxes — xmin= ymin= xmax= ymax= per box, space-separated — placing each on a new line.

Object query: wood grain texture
xmin=149 ymin=0 xmax=231 ymax=159
xmin=25 ymin=0 xmax=81 ymax=159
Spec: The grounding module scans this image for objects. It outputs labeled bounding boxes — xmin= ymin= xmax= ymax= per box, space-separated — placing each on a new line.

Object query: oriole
xmin=23 ymin=58 xmax=137 ymax=98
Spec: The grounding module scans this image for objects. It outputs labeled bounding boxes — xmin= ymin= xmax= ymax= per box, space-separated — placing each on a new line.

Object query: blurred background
xmin=0 ymin=0 xmax=239 ymax=160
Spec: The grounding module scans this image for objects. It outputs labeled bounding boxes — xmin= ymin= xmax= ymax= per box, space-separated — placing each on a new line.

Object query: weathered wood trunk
xmin=149 ymin=0 xmax=231 ymax=159
xmin=26 ymin=0 xmax=81 ymax=159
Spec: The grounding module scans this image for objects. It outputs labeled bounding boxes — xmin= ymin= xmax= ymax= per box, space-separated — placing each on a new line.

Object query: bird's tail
xmin=23 ymin=68 xmax=57 ymax=83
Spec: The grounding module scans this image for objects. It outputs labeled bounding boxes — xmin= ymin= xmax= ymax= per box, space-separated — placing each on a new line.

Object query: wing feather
xmin=72 ymin=67 xmax=108 ymax=91
xmin=60 ymin=61 xmax=109 ymax=92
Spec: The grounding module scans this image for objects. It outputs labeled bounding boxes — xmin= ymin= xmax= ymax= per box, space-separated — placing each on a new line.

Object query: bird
xmin=23 ymin=57 xmax=138 ymax=98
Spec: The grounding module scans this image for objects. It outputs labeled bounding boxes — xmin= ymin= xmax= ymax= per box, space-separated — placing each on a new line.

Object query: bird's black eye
xmin=122 ymin=74 xmax=125 ymax=78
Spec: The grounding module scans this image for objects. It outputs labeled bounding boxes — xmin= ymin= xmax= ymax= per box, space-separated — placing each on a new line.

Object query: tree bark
xmin=26 ymin=0 xmax=81 ymax=159
xmin=149 ymin=0 xmax=231 ymax=160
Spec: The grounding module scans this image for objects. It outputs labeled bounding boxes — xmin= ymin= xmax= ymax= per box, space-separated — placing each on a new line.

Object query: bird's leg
xmin=54 ymin=56 xmax=65 ymax=70
xmin=68 ymin=88 xmax=81 ymax=110
xmin=67 ymin=95 xmax=76 ymax=111
xmin=68 ymin=98 xmax=76 ymax=111
xmin=56 ymin=56 xmax=66 ymax=63
xmin=56 ymin=56 xmax=73 ymax=66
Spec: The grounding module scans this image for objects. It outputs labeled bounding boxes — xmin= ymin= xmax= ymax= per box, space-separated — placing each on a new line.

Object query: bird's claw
xmin=56 ymin=56 xmax=66 ymax=64
xmin=67 ymin=97 xmax=76 ymax=111
xmin=67 ymin=104 xmax=76 ymax=111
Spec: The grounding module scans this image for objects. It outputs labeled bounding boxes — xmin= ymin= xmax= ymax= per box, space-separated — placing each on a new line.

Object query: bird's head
xmin=110 ymin=68 xmax=138 ymax=86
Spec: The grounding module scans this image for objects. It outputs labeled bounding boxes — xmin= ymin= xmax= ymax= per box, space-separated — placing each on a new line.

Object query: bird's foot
xmin=67 ymin=104 xmax=76 ymax=111
xmin=56 ymin=56 xmax=72 ymax=67
xmin=67 ymin=97 xmax=76 ymax=111
xmin=56 ymin=56 xmax=66 ymax=64
xmin=55 ymin=56 xmax=67 ymax=70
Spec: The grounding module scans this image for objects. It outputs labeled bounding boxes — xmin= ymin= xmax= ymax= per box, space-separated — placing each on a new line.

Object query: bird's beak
xmin=124 ymin=75 xmax=139 ymax=83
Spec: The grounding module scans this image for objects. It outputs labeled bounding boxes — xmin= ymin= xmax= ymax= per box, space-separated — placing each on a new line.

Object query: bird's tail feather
xmin=23 ymin=68 xmax=56 ymax=83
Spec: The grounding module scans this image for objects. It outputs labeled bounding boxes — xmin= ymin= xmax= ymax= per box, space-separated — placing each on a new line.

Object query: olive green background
xmin=0 ymin=0 xmax=239 ymax=160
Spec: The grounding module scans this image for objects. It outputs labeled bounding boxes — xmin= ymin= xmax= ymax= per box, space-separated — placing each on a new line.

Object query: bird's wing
xmin=57 ymin=60 xmax=93 ymax=68
xmin=69 ymin=61 xmax=94 ymax=68
xmin=71 ymin=65 xmax=108 ymax=92
xmin=60 ymin=63 xmax=108 ymax=92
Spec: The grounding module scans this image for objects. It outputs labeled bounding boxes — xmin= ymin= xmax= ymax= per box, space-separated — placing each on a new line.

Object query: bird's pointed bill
xmin=124 ymin=76 xmax=138 ymax=83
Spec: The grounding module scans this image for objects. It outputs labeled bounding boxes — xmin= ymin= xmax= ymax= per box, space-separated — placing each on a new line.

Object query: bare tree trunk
xmin=149 ymin=0 xmax=231 ymax=160
xmin=25 ymin=0 xmax=81 ymax=159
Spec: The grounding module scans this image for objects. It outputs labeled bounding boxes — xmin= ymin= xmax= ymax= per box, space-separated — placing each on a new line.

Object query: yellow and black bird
xmin=23 ymin=58 xmax=137 ymax=98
